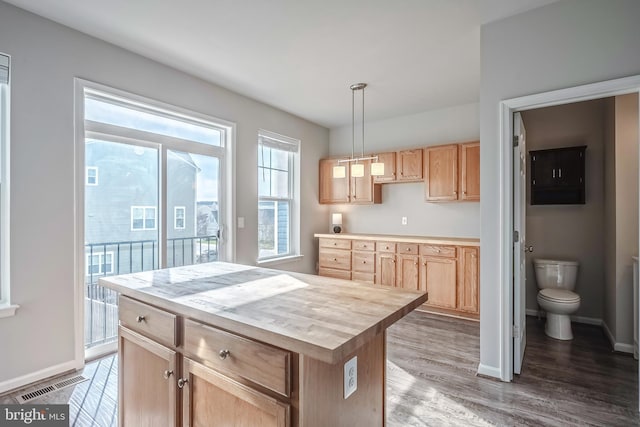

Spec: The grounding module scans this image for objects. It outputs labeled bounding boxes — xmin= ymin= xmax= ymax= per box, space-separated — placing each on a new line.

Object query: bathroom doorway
xmin=499 ymin=75 xmax=640 ymax=383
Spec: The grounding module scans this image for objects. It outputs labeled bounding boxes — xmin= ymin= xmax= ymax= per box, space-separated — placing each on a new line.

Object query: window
xmin=174 ymin=206 xmax=186 ymax=229
xmin=86 ymin=252 xmax=114 ymax=276
xmin=86 ymin=166 xmax=98 ymax=185
xmin=0 ymin=53 xmax=13 ymax=314
xmin=257 ymin=131 xmax=300 ymax=260
xmin=131 ymin=206 xmax=157 ymax=230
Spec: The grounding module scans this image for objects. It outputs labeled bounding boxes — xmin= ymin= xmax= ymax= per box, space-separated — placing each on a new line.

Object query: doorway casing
xmin=496 ymin=74 xmax=640 ymax=381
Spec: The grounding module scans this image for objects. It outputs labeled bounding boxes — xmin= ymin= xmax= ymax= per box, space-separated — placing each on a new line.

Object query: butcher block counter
xmin=100 ymin=261 xmax=427 ymax=427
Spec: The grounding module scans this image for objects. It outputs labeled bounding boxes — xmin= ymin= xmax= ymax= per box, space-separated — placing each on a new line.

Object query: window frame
xmin=257 ymin=131 xmax=300 ymax=263
xmin=86 ymin=251 xmax=115 ymax=276
xmin=86 ymin=166 xmax=98 ymax=185
xmin=174 ymin=206 xmax=186 ymax=230
xmin=131 ymin=205 xmax=157 ymax=231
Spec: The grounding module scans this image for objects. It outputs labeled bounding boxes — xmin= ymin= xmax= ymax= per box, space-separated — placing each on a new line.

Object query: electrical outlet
xmin=401 ymin=216 xmax=408 ymax=225
xmin=344 ymin=356 xmax=357 ymax=399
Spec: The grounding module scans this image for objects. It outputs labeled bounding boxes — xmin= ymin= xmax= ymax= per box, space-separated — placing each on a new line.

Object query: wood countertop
xmin=314 ymin=233 xmax=480 ymax=247
xmin=100 ymin=262 xmax=426 ymax=364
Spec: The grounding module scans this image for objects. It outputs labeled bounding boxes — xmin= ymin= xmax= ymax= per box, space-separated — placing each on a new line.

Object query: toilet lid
xmin=539 ymin=288 xmax=580 ymax=303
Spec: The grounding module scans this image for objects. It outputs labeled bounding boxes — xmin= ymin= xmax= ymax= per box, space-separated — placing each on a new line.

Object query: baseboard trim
xmin=525 ymin=309 xmax=602 ymax=326
xmin=601 ymin=321 xmax=634 ymax=354
xmin=0 ymin=360 xmax=79 ymax=395
xmin=476 ymin=363 xmax=501 ymax=379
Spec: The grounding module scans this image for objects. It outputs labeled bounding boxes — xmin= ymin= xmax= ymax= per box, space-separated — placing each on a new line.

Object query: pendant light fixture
xmin=332 ymin=83 xmax=384 ymax=178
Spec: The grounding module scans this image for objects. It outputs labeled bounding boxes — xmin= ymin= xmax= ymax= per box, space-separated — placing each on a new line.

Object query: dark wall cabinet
xmin=529 ymin=146 xmax=586 ymax=205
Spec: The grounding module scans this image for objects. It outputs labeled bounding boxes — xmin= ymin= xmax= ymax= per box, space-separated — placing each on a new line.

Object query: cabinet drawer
xmin=319 ymin=238 xmax=351 ymax=250
xmin=352 ymin=272 xmax=375 ymax=284
xmin=318 ymin=268 xmax=351 ymax=280
xmin=183 ymin=319 xmax=291 ymax=397
xmin=419 ymin=245 xmax=456 ymax=258
xmin=119 ymin=296 xmax=177 ymax=347
xmin=397 ymin=243 xmax=418 ymax=255
xmin=319 ymin=249 xmax=351 ymax=270
xmin=352 ymin=251 xmax=375 ymax=274
xmin=376 ymin=241 xmax=396 ymax=253
xmin=352 ymin=240 xmax=375 ymax=252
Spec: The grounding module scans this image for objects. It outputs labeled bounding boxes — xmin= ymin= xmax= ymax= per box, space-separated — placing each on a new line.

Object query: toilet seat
xmin=538 ymin=288 xmax=580 ymax=304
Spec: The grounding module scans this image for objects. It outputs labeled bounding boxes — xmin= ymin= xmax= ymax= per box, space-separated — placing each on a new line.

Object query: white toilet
xmin=534 ymin=259 xmax=581 ymax=340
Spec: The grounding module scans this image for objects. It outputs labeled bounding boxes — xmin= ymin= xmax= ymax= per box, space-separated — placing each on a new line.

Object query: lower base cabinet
xmin=420 ymin=257 xmax=457 ymax=309
xmin=181 ymin=358 xmax=290 ymax=427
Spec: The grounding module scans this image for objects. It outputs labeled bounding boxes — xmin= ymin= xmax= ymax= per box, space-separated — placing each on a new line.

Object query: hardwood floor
xmin=1 ymin=312 xmax=637 ymax=426
xmin=386 ymin=313 xmax=639 ymax=426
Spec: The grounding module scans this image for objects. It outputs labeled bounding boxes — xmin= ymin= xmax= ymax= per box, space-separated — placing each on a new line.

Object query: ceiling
xmin=5 ymin=0 xmax=559 ymax=128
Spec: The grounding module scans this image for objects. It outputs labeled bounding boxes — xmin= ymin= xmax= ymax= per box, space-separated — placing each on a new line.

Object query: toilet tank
xmin=533 ymin=259 xmax=579 ymax=290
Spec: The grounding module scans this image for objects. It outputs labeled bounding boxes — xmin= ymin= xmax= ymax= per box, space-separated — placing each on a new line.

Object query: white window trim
xmin=86 ymin=251 xmax=115 ymax=276
xmin=257 ymin=130 xmax=300 ymax=262
xmin=86 ymin=166 xmax=98 ymax=185
xmin=131 ymin=206 xmax=157 ymax=231
xmin=0 ymin=53 xmax=17 ymax=318
xmin=174 ymin=206 xmax=186 ymax=230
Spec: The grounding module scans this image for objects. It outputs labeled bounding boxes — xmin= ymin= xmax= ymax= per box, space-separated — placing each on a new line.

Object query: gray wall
xmin=0 ymin=2 xmax=329 ymax=389
xmin=521 ymin=99 xmax=605 ymax=321
xmin=329 ymin=102 xmax=480 ymax=238
xmin=604 ymin=93 xmax=639 ymax=347
xmin=480 ymin=0 xmax=640 ymax=376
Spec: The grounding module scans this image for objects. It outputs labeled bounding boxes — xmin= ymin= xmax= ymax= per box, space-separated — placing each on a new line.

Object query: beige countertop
xmin=314 ymin=233 xmax=480 ymax=247
xmin=100 ymin=262 xmax=426 ymax=364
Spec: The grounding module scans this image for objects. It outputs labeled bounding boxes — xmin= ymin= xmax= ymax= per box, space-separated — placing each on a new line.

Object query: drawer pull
xmin=334 ymin=242 xmax=337 ymax=246
xmin=136 ymin=315 xmax=146 ymax=323
xmin=437 ymin=249 xmax=441 ymax=253
xmin=333 ymin=258 xmax=337 ymax=261
xmin=177 ymin=378 xmax=188 ymax=389
xmin=163 ymin=370 xmax=173 ymax=380
xmin=219 ymin=349 xmax=231 ymax=360
xmin=362 ymin=261 xmax=366 ymax=264
xmin=406 ymin=247 xmax=411 ymax=251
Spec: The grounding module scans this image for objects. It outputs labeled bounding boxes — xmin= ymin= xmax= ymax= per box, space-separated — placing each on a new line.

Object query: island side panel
xmin=299 ymin=331 xmax=385 ymax=427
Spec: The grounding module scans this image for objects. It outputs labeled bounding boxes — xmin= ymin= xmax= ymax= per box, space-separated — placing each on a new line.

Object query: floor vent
xmin=16 ymin=375 xmax=88 ymax=404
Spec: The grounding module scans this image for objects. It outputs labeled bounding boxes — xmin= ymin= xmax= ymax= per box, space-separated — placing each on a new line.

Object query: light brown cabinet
xmin=424 ymin=141 xmax=480 ymax=202
xmin=459 ymin=142 xmax=480 ymax=201
xmin=372 ymin=152 xmax=396 ymax=183
xmin=397 ymin=149 xmax=423 ymax=181
xmin=316 ymin=234 xmax=480 ymax=320
xmin=118 ymin=327 xmax=178 ymax=427
xmin=319 ymin=158 xmax=350 ymax=204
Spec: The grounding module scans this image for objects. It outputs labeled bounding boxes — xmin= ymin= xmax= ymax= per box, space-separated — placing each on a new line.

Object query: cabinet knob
xmin=406 ymin=247 xmax=411 ymax=251
xmin=333 ymin=258 xmax=337 ymax=261
xmin=463 ymin=191 xmax=467 ymax=195
xmin=219 ymin=349 xmax=231 ymax=360
xmin=163 ymin=370 xmax=173 ymax=380
xmin=136 ymin=315 xmax=146 ymax=323
xmin=423 ymin=262 xmax=427 ymax=266
xmin=453 ymin=191 xmax=457 ymax=195
xmin=177 ymin=378 xmax=188 ymax=389
xmin=437 ymin=249 xmax=441 ymax=253
xmin=414 ymin=262 xmax=418 ymax=266
xmin=391 ymin=259 xmax=396 ymax=263
xmin=362 ymin=261 xmax=366 ymax=264
xmin=333 ymin=242 xmax=337 ymax=246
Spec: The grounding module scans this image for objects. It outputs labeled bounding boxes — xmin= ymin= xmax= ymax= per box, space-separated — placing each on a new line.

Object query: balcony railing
xmin=84 ymin=235 xmax=218 ymax=349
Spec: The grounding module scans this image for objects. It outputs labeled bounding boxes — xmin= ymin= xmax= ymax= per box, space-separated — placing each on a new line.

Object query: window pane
xmin=271 ymin=149 xmax=289 ymax=171
xmin=276 ymin=202 xmax=290 ymax=255
xmin=85 ymin=97 xmax=222 ymax=146
xmin=258 ymin=167 xmax=271 ymax=197
xmin=271 ymin=170 xmax=289 ymax=198
xmin=258 ymin=145 xmax=271 ymax=168
xmin=258 ymin=201 xmax=275 ymax=257
xmin=167 ymin=150 xmax=220 ymax=267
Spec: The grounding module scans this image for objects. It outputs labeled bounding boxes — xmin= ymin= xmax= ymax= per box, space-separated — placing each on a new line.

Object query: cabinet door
xmin=396 ymin=149 xmax=423 ymax=181
xmin=459 ymin=142 xmax=480 ymax=201
xmin=554 ymin=148 xmax=584 ymax=187
xmin=372 ymin=152 xmax=397 ymax=183
xmin=181 ymin=357 xmax=290 ymax=427
xmin=376 ymin=253 xmax=396 ymax=287
xmin=319 ymin=158 xmax=350 ymax=204
xmin=351 ymin=158 xmax=375 ymax=204
xmin=420 ymin=256 xmax=457 ymax=309
xmin=425 ymin=145 xmax=458 ymax=201
xmin=119 ymin=326 xmax=178 ymax=427
xmin=458 ymin=247 xmax=479 ymax=313
xmin=530 ymin=151 xmax=555 ymax=188
xmin=396 ymin=254 xmax=419 ymax=291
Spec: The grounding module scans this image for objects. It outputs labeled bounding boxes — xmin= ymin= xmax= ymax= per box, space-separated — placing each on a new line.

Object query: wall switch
xmin=401 ymin=216 xmax=408 ymax=225
xmin=237 ymin=217 xmax=245 ymax=229
xmin=344 ymin=356 xmax=357 ymax=399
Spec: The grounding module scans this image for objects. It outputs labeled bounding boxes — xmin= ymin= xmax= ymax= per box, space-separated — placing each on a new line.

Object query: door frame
xmin=498 ymin=74 xmax=640 ymax=381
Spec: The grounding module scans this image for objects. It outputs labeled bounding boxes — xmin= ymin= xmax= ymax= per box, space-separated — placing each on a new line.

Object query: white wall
xmin=480 ymin=0 xmax=640 ymax=377
xmin=0 ymin=2 xmax=329 ymax=390
xmin=521 ymin=100 xmax=606 ymax=321
xmin=329 ymin=103 xmax=480 ymax=237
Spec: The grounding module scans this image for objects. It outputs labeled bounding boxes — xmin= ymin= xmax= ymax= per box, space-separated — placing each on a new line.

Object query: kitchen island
xmin=100 ymin=262 xmax=427 ymax=427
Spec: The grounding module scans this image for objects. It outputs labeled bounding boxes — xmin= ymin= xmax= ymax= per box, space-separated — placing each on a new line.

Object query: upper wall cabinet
xmin=424 ymin=141 xmax=480 ymax=202
xmin=529 ymin=145 xmax=586 ymax=205
xmin=396 ymin=149 xmax=423 ymax=181
xmin=319 ymin=158 xmax=381 ymax=205
xmin=372 ymin=152 xmax=397 ymax=183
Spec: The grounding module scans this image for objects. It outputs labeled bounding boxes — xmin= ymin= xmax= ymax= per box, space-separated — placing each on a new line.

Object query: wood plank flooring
xmin=1 ymin=312 xmax=637 ymax=426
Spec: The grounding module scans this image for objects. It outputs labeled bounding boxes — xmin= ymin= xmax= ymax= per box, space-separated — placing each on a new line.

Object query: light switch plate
xmin=344 ymin=356 xmax=357 ymax=399
xmin=237 ymin=217 xmax=245 ymax=229
xmin=401 ymin=216 xmax=408 ymax=225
